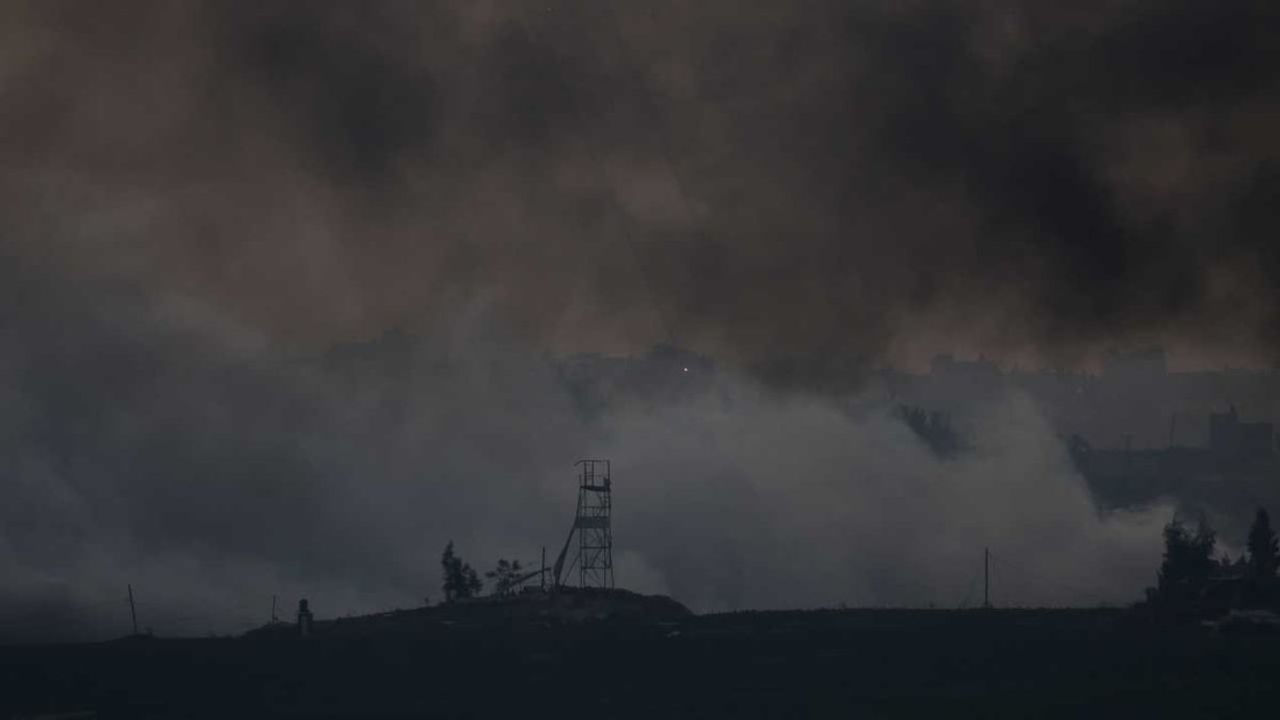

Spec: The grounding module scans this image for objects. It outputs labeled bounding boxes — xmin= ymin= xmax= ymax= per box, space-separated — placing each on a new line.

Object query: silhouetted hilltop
xmin=244 ymin=588 xmax=690 ymax=641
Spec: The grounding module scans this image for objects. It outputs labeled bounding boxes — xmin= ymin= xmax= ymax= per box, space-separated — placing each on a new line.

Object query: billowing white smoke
xmin=605 ymin=385 xmax=1170 ymax=611
xmin=0 ymin=300 xmax=1172 ymax=642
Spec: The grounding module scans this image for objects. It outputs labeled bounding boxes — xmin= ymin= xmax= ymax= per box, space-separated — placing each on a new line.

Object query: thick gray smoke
xmin=0 ymin=270 xmax=1172 ymax=641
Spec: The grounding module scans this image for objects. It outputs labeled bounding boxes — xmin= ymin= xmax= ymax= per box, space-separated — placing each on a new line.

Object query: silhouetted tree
xmin=441 ymin=541 xmax=482 ymax=602
xmin=485 ymin=558 xmax=525 ymax=597
xmin=894 ymin=404 xmax=962 ymax=457
xmin=1217 ymin=553 xmax=1247 ymax=577
xmin=1247 ymin=507 xmax=1279 ymax=579
xmin=1157 ymin=517 xmax=1216 ymax=602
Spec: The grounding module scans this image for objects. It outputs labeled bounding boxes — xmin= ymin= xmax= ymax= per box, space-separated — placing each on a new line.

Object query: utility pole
xmin=540 ymin=546 xmax=547 ymax=591
xmin=128 ymin=584 xmax=139 ymax=635
xmin=983 ymin=548 xmax=991 ymax=609
xmin=271 ymin=595 xmax=278 ymax=623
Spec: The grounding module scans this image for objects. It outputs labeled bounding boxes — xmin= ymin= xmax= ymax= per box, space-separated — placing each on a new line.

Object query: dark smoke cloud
xmin=4 ymin=1 xmax=1280 ymax=372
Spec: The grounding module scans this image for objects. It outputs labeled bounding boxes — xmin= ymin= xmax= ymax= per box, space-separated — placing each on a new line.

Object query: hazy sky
xmin=1 ymin=1 xmax=1276 ymax=640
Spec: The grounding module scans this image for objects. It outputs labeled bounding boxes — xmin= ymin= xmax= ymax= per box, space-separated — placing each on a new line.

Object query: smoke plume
xmin=1 ymin=0 xmax=1273 ymax=639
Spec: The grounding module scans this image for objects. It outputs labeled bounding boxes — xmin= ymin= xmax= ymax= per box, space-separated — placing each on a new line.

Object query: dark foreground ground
xmin=3 ymin=608 xmax=1279 ymax=719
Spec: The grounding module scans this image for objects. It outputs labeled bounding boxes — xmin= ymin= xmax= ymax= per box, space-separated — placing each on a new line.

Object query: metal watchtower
xmin=551 ymin=459 xmax=614 ymax=589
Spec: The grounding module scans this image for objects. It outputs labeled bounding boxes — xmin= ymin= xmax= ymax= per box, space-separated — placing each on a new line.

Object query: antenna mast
xmin=983 ymin=548 xmax=991 ymax=609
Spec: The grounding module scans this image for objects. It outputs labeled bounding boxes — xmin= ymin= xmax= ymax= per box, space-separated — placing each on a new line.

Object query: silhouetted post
xmin=983 ymin=548 xmax=991 ymax=609
xmin=271 ymin=595 xmax=278 ymax=623
xmin=541 ymin=546 xmax=546 ymax=591
xmin=128 ymin=584 xmax=138 ymax=635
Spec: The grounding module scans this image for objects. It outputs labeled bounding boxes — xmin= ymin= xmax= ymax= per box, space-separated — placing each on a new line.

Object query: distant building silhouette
xmin=1102 ymin=347 xmax=1167 ymax=380
xmin=1209 ymin=405 xmax=1275 ymax=462
xmin=929 ymin=353 xmax=1001 ymax=388
xmin=1070 ymin=407 xmax=1278 ymax=517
